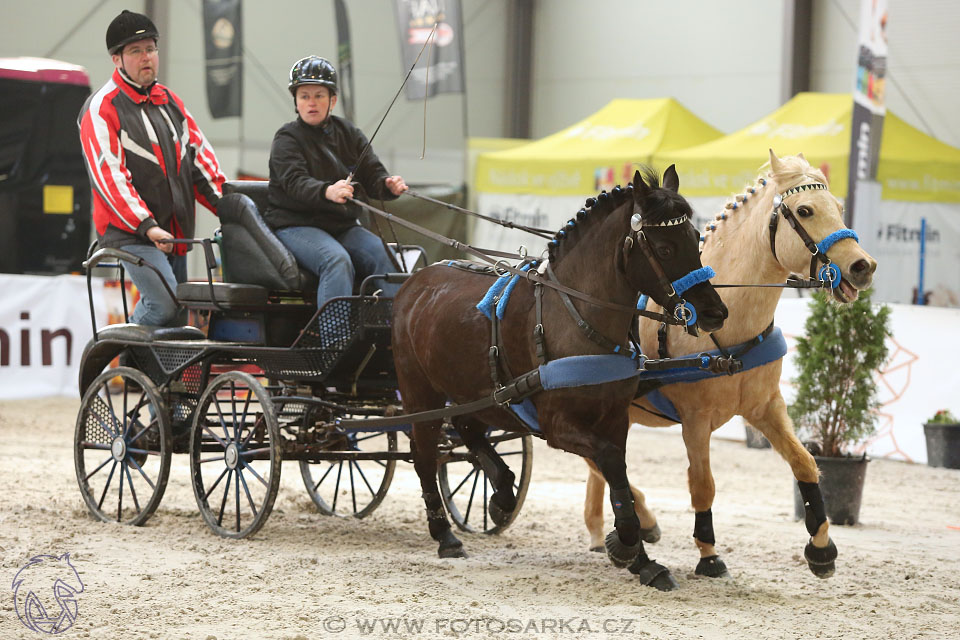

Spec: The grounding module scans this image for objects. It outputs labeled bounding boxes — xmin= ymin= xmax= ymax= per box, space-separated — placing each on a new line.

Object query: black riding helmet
xmin=106 ymin=10 xmax=159 ymax=55
xmin=288 ymin=56 xmax=338 ymax=96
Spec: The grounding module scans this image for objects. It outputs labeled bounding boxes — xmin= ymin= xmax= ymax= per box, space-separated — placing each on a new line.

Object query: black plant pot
xmin=744 ymin=423 xmax=771 ymax=449
xmin=793 ymin=454 xmax=869 ymax=526
xmin=923 ymin=422 xmax=960 ymax=469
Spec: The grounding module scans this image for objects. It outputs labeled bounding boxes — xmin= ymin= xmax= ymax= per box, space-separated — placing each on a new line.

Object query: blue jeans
xmin=120 ymin=244 xmax=187 ymax=326
xmin=275 ymin=224 xmax=400 ymax=308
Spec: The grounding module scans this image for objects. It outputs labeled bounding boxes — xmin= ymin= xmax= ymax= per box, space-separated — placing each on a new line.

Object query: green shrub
xmin=788 ymin=288 xmax=892 ymax=457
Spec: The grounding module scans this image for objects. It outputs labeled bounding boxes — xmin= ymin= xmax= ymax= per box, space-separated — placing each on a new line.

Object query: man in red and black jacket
xmin=78 ymin=10 xmax=225 ymax=326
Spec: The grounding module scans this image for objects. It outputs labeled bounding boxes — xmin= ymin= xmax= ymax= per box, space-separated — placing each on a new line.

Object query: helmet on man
xmin=106 ymin=10 xmax=159 ymax=54
xmin=289 ymin=56 xmax=338 ymax=96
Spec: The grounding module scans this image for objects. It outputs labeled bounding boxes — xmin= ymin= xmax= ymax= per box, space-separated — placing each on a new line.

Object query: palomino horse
xmin=583 ymin=150 xmax=877 ymax=579
xmin=393 ymin=167 xmax=728 ymax=589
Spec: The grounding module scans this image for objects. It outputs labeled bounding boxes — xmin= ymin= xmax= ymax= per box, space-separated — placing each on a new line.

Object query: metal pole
xmin=918 ymin=217 xmax=927 ymax=304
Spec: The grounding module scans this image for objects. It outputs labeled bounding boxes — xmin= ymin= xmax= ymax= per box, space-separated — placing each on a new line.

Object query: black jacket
xmin=265 ymin=115 xmax=398 ymax=235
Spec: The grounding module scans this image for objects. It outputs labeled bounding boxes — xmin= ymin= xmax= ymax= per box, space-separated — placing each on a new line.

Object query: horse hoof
xmin=439 ymin=543 xmax=467 ymax=559
xmin=639 ymin=523 xmax=661 ymax=544
xmin=488 ymin=497 xmax=513 ymax=527
xmin=628 ymin=558 xmax=679 ymax=591
xmin=804 ymin=538 xmax=837 ymax=579
xmin=589 ymin=545 xmax=604 ymax=553
xmin=604 ymin=530 xmax=641 ymax=568
xmin=695 ymin=555 xmax=730 ymax=578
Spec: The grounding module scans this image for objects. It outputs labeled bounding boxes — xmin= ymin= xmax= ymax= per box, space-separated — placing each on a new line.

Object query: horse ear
xmin=769 ymin=149 xmax=784 ymax=174
xmin=633 ymin=170 xmax=649 ymax=196
xmin=662 ymin=164 xmax=680 ymax=192
xmin=797 ymin=151 xmax=807 ymax=162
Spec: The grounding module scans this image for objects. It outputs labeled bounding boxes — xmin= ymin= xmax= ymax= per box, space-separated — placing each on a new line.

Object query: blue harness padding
xmin=817 ymin=229 xmax=858 ymax=255
xmin=640 ymin=327 xmax=788 ymax=422
xmin=636 ymin=265 xmax=716 ymax=313
xmin=506 ymin=354 xmax=644 ymax=432
xmin=476 ymin=263 xmax=533 ymax=320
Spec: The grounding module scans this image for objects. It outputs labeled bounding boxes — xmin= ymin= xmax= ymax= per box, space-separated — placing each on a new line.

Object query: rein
xmin=347 ymin=195 xmax=692 ymax=325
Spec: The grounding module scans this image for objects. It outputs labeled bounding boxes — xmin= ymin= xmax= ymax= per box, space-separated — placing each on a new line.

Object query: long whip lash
xmin=346 ymin=23 xmax=438 ymax=183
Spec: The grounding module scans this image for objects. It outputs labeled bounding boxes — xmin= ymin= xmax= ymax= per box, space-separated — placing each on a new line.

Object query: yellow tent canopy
xmin=475 ymin=98 xmax=722 ymax=196
xmin=654 ymin=92 xmax=960 ymax=202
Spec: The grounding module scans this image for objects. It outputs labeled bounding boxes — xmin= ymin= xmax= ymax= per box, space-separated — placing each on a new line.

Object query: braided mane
xmin=547 ymin=167 xmax=684 ymax=263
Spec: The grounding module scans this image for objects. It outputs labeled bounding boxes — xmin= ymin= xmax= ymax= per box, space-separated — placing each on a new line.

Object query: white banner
xmin=0 ymin=274 xmax=106 ymax=399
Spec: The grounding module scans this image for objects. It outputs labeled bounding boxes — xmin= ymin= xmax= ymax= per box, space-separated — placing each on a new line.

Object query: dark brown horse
xmin=392 ymin=166 xmax=728 ymax=589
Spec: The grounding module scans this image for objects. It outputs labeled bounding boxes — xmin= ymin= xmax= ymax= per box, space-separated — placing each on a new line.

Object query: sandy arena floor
xmin=1 ymin=396 xmax=958 ymax=639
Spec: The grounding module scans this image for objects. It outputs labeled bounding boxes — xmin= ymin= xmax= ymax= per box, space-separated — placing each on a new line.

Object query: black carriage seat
xmin=219 ymin=181 xmax=318 ymax=297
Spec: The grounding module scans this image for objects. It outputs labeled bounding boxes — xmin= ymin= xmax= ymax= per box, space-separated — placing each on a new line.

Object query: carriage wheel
xmin=438 ymin=429 xmax=533 ymax=534
xmin=74 ymin=367 xmax=171 ymax=526
xmin=299 ymin=430 xmax=397 ymax=518
xmin=190 ymin=371 xmax=281 ymax=539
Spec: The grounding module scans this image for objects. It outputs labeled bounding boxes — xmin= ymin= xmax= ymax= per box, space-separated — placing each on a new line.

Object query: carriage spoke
xmin=236 ymin=388 xmax=252 ymax=443
xmin=239 ymin=447 xmax=271 ymax=458
xmin=102 ymin=384 xmax=122 ymax=438
xmin=123 ymin=391 xmax=149 ymax=439
xmin=229 ymin=381 xmax=239 ymax=443
xmin=213 ymin=395 xmax=233 ymax=443
xmin=124 ymin=462 xmax=141 ymax=513
xmin=97 ymin=460 xmax=118 ymax=510
xmin=239 ymin=417 xmax=262 ymax=448
xmin=483 ymin=475 xmax=489 ymax=530
xmin=449 ymin=467 xmax=478 ymax=498
xmin=312 ymin=462 xmax=336 ymax=492
xmin=128 ymin=456 xmax=157 ymax=490
xmin=216 ymin=470 xmax=233 ymax=527
xmin=84 ymin=454 xmax=115 ymax=481
xmin=463 ymin=470 xmax=481 ymax=526
xmin=127 ymin=416 xmax=158 ymax=446
xmin=349 ymin=460 xmax=357 ymax=514
xmin=92 ymin=407 xmax=119 ymax=440
xmin=351 ymin=460 xmax=378 ymax=498
xmin=199 ymin=455 xmax=224 ymax=464
xmin=116 ymin=461 xmax=124 ymax=521
xmin=80 ymin=442 xmax=111 ymax=451
xmin=235 ymin=470 xmax=241 ymax=532
xmin=126 ymin=447 xmax=161 ymax=456
xmin=331 ymin=462 xmax=344 ymax=512
xmin=239 ymin=469 xmax=258 ymax=517
xmin=203 ymin=467 xmax=230 ymax=500
xmin=202 ymin=425 xmax=230 ymax=449
xmin=240 ymin=458 xmax=268 ymax=488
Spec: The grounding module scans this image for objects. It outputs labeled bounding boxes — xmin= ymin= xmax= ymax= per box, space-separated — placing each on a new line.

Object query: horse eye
xmin=656 ymin=244 xmax=674 ymax=259
xmin=797 ymin=205 xmax=813 ymax=218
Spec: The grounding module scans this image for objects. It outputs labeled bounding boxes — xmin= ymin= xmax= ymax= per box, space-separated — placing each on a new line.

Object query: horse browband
xmin=768 ymin=182 xmax=829 ymax=268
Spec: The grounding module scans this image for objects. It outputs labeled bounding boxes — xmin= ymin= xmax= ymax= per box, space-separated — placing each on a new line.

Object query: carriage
xmin=73 ymin=180 xmax=534 ymax=539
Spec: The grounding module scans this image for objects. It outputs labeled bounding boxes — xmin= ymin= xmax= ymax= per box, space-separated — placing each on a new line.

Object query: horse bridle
xmin=623 ymin=206 xmax=715 ymax=331
xmin=768 ymin=182 xmax=860 ymax=288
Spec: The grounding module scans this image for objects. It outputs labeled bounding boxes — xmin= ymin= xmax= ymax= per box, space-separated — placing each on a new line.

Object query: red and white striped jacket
xmin=78 ymin=68 xmax=225 ymax=256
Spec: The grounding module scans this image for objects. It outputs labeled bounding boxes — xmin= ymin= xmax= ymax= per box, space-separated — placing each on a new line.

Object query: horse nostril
xmin=850 ymin=258 xmax=875 ymax=275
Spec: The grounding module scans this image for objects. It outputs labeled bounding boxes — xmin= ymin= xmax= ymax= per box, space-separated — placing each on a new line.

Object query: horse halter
xmin=624 ymin=208 xmax=715 ymax=331
xmin=768 ymin=182 xmax=859 ymax=288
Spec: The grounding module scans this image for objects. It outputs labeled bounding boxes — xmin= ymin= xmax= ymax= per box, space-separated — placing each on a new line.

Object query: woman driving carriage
xmin=264 ymin=56 xmax=408 ymax=312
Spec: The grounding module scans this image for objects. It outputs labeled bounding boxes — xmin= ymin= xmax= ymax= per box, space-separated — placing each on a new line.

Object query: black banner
xmin=334 ymin=0 xmax=356 ymax=122
xmin=845 ymin=0 xmax=887 ymax=227
xmin=393 ymin=0 xmax=464 ymax=100
xmin=202 ymin=0 xmax=243 ymax=118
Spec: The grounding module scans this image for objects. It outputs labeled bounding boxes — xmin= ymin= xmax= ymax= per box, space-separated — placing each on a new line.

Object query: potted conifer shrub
xmin=923 ymin=409 xmax=960 ymax=469
xmin=788 ymin=288 xmax=891 ymax=525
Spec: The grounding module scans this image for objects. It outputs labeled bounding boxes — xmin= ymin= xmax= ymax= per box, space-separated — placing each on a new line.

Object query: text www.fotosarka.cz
xmin=320 ymin=615 xmax=650 ymax=635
